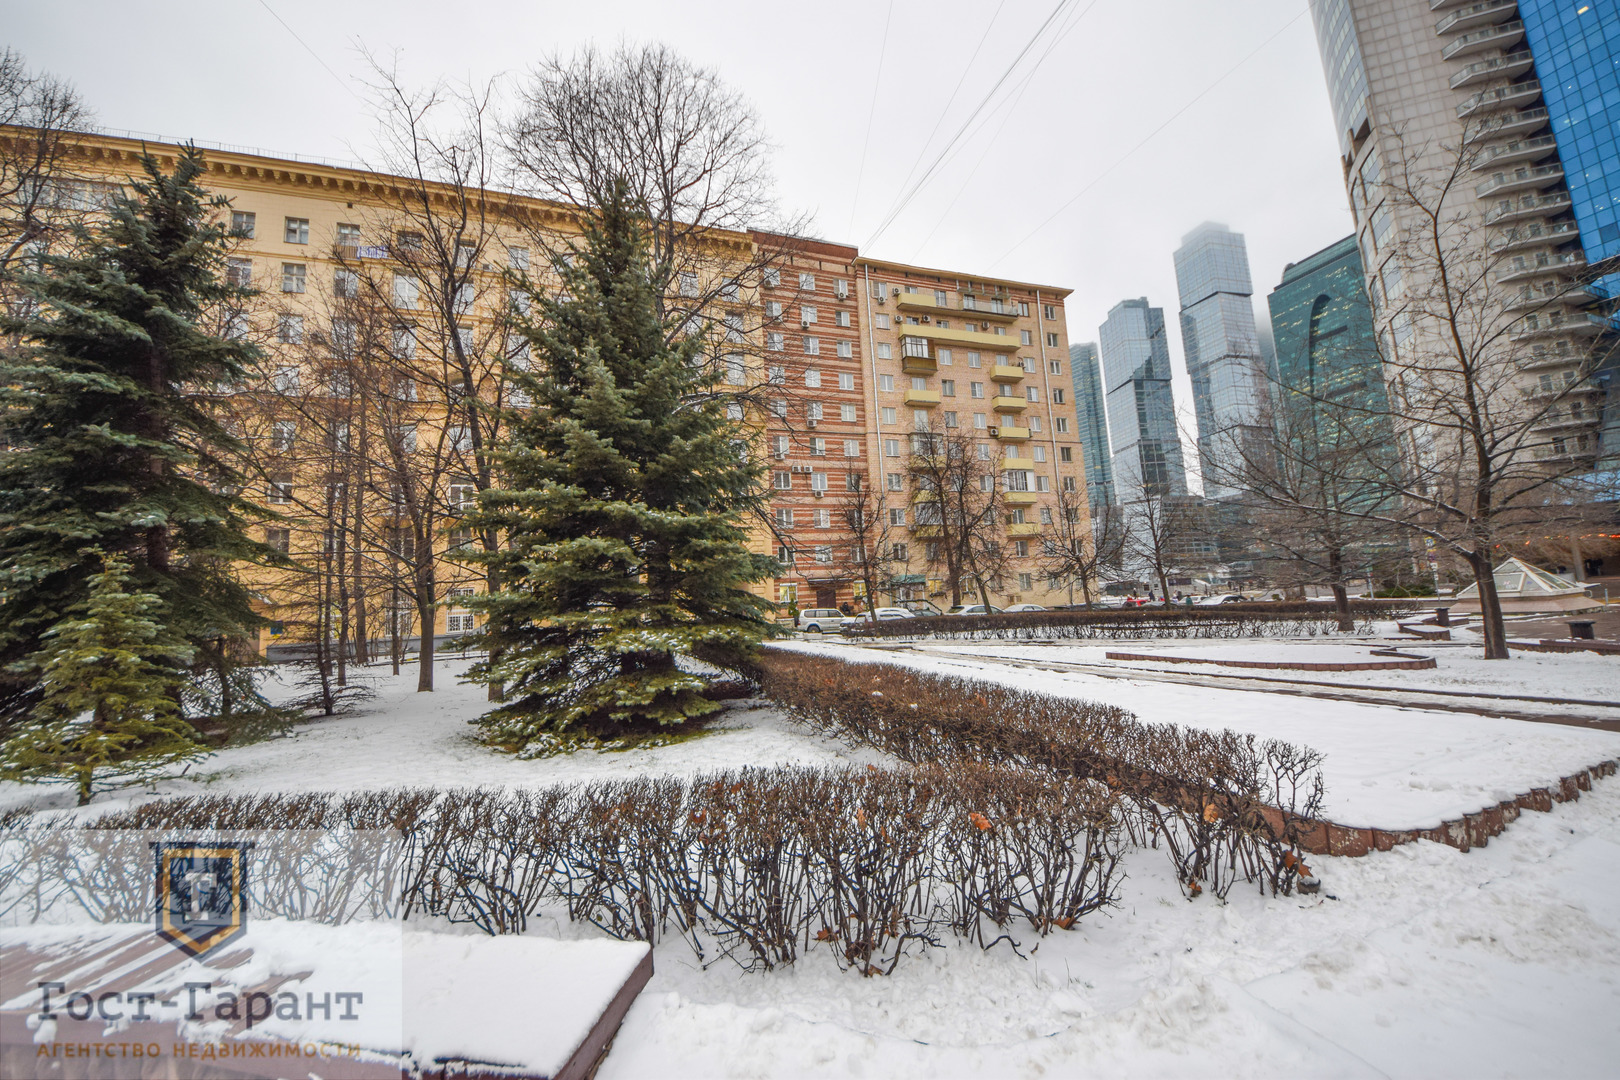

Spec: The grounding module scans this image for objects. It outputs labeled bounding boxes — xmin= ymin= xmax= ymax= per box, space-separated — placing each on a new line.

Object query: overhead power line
xmin=988 ymin=5 xmax=1310 ymax=272
xmin=864 ymin=0 xmax=1081 ymax=250
xmin=256 ymin=0 xmax=366 ymax=105
xmin=848 ymin=0 xmax=897 ymax=236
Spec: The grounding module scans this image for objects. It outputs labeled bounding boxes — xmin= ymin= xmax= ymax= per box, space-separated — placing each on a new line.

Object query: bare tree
xmin=0 ymin=49 xmax=93 ymax=276
xmin=906 ymin=426 xmax=1006 ymax=609
xmin=1042 ymin=487 xmax=1126 ymax=608
xmin=1272 ymin=133 xmax=1617 ymax=656
xmin=838 ymin=469 xmax=899 ymax=622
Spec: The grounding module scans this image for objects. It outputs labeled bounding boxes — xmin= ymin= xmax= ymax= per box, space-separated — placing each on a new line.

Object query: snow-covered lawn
xmin=601 ymin=778 xmax=1620 ymax=1079
xmin=779 ymin=641 xmax=1620 ymax=830
xmin=0 ymin=656 xmax=888 ymax=816
xmin=925 ymin=638 xmax=1620 ymax=702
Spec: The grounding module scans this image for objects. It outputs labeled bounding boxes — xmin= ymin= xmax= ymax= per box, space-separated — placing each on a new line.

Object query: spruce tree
xmin=0 ymin=146 xmax=265 ymax=729
xmin=2 ymin=552 xmax=201 ymax=805
xmin=466 ymin=184 xmax=777 ymax=749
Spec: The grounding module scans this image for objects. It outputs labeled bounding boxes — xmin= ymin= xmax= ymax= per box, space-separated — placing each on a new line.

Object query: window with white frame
xmin=281 ymin=263 xmax=306 ymax=293
xmin=807 ymin=402 xmax=824 ymax=421
xmin=970 ymin=382 xmax=985 ymax=398
xmin=837 ymin=340 xmax=853 ymax=358
xmin=393 ymin=325 xmax=417 ymax=359
xmin=508 ymin=246 xmax=530 ymax=270
xmin=879 ymin=374 xmax=895 ymax=392
xmin=811 ymin=437 xmax=826 ymax=455
xmin=330 ymin=318 xmax=356 ymax=353
xmin=974 ymin=413 xmax=987 ymax=429
xmin=839 ymin=371 xmax=855 ymax=390
xmin=770 ymin=399 xmax=787 ymax=418
xmin=227 ymin=258 xmax=252 ymax=287
xmin=231 ymin=211 xmax=256 ymax=238
xmin=967 ymin=351 xmax=981 ymax=368
xmin=774 ymin=471 xmax=791 ymax=490
xmin=1046 ymin=332 xmax=1060 ymax=348
xmin=268 ymin=473 xmax=294 ymax=503
xmin=269 ymin=422 xmax=296 ymax=452
xmin=393 ymin=273 xmax=419 ymax=309
xmin=766 ymin=300 xmax=783 ymax=319
xmin=835 ymin=310 xmax=850 ymax=327
xmin=799 ymin=272 xmax=816 ymax=291
xmin=875 ymin=313 xmax=890 ymax=330
xmin=726 ymin=355 xmax=746 ymax=385
xmin=810 ymin=471 xmax=828 ymax=492
xmin=803 ymin=336 xmax=820 ymax=355
xmin=884 ymin=438 xmax=900 ymax=457
xmin=941 ymin=379 xmax=956 ymax=396
xmin=804 ymin=368 xmax=822 ymax=388
xmin=1033 ymin=445 xmax=1046 ymax=462
xmin=844 ymin=438 xmax=860 ymax=456
xmin=679 ymin=271 xmax=699 ymax=297
xmin=876 ymin=343 xmax=891 ymax=359
xmin=1020 ymin=330 xmax=1032 ymax=345
xmin=764 ymin=268 xmax=781 ymax=287
xmin=767 ymin=332 xmax=784 ymax=351
xmin=1051 ymin=388 xmax=1065 ymax=404
xmin=272 ymin=365 xmax=300 ymax=393
xmin=840 ymin=403 xmax=857 ymax=422
xmin=1054 ymin=417 xmax=1069 ymax=433
xmin=800 ymin=305 xmax=818 ymax=324
xmin=773 ymin=435 xmax=789 ymax=456
xmin=1029 ymin=416 xmax=1042 ymax=432
xmin=283 ymin=217 xmax=309 ymax=244
xmin=1027 ymin=385 xmax=1040 ymax=402
xmin=768 ymin=364 xmax=785 ymax=385
xmin=881 ymin=407 xmax=896 ymax=424
xmin=775 ymin=506 xmax=794 ymax=528
xmin=944 ymin=411 xmax=958 ymax=428
xmin=1049 ymin=359 xmax=1062 ymax=374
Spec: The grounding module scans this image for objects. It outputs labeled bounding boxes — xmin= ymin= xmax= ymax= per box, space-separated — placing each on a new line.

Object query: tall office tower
xmin=1268 ymin=235 xmax=1391 ymax=412
xmin=1069 ymin=342 xmax=1115 ymax=508
xmin=1309 ymin=0 xmax=1619 ymax=468
xmin=1098 ymin=299 xmax=1188 ymax=505
xmin=1172 ymin=222 xmax=1268 ymax=499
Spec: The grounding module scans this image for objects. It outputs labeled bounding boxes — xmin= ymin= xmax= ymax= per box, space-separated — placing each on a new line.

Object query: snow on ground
xmin=601 ymin=779 xmax=1620 ymax=1080
xmin=0 ymin=656 xmax=889 ymax=816
xmin=778 ymin=641 xmax=1620 ymax=830
xmin=925 ymin=638 xmax=1620 ymax=702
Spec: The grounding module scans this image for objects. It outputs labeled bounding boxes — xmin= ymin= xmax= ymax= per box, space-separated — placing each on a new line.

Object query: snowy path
xmin=600 ymin=780 xmax=1620 ymax=1079
xmin=777 ymin=641 xmax=1620 ymax=830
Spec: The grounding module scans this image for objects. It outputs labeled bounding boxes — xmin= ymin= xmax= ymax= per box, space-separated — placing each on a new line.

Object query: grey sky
xmin=5 ymin=0 xmax=1353 ymax=490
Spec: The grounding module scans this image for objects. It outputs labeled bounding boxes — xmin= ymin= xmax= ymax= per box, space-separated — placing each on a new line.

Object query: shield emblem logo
xmin=152 ymin=842 xmax=251 ymax=957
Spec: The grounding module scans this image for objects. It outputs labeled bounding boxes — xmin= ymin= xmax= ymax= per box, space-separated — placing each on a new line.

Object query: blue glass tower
xmin=1069 ymin=342 xmax=1115 ymax=508
xmin=1098 ymin=299 xmax=1188 ymax=504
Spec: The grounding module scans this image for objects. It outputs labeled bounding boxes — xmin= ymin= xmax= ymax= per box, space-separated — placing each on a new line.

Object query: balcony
xmin=1006 ymin=522 xmax=1042 ymax=537
xmin=1451 ymin=51 xmax=1535 ymax=91
xmin=1457 ymin=80 xmax=1542 ymax=118
xmin=1491 ymin=221 xmax=1581 ymax=253
xmin=910 ymin=323 xmax=1022 ymax=353
xmin=895 ymin=291 xmax=942 ymax=314
xmin=1513 ymin=312 xmax=1611 ymax=340
xmin=1432 ymin=0 xmax=1484 ymax=9
xmin=1498 ymin=251 xmax=1586 ymax=283
xmin=992 ymin=395 xmax=1028 ymax=413
xmin=912 ymin=524 xmax=944 ymax=539
xmin=990 ymin=364 xmax=1027 ymax=383
xmin=991 ymin=425 xmax=1030 ymax=441
xmin=904 ymin=388 xmax=941 ymax=407
xmin=960 ymin=296 xmax=1020 ymax=323
xmin=1474 ymin=133 xmax=1559 ymax=171
xmin=1465 ymin=106 xmax=1549 ymax=143
xmin=1001 ymin=454 xmax=1034 ymax=469
xmin=1436 ymin=0 xmax=1518 ymax=33
xmin=1474 ymin=163 xmax=1564 ymax=199
xmin=1520 ymin=347 xmax=1585 ymax=370
xmin=1003 ymin=490 xmax=1039 ymax=507
xmin=1442 ymin=19 xmax=1524 ymax=60
xmin=899 ymin=335 xmax=935 ymax=375
xmin=1484 ymin=190 xmax=1572 ymax=224
xmin=1534 ymin=410 xmax=1601 ymax=433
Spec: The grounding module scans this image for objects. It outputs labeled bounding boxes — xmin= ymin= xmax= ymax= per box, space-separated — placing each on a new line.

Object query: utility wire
xmin=848 ymin=0 xmax=897 ymax=236
xmin=864 ymin=0 xmax=1079 ymax=250
xmin=989 ymin=6 xmax=1310 ymax=271
xmin=256 ymin=0 xmax=366 ymax=104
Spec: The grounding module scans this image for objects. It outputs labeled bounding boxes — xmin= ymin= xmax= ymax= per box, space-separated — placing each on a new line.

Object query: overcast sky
xmin=6 ymin=0 xmax=1353 ymax=491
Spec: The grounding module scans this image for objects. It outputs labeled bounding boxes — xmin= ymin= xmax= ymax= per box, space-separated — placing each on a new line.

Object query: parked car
xmin=1194 ymin=593 xmax=1246 ymax=606
xmin=946 ymin=603 xmax=1004 ymax=616
xmin=795 ymin=608 xmax=844 ymax=633
xmin=1004 ymin=603 xmax=1047 ymax=612
xmin=897 ymin=599 xmax=945 ymax=617
xmin=841 ymin=607 xmax=916 ymax=629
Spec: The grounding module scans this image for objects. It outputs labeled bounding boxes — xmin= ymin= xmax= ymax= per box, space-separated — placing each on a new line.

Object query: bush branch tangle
xmin=758 ymin=650 xmax=1326 ymax=900
xmin=840 ymin=601 xmax=1415 ymax=642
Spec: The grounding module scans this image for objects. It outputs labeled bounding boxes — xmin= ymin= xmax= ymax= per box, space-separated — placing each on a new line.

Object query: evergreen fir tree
xmin=0 ymin=147 xmax=266 ymax=729
xmin=466 ymin=184 xmax=778 ymax=749
xmin=2 ymin=552 xmax=201 ymax=805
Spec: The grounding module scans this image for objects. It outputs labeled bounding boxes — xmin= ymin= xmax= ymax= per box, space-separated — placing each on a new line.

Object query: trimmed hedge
xmin=841 ymin=601 xmax=1417 ymax=641
xmin=0 ymin=766 xmax=1124 ymax=977
xmin=758 ymin=649 xmax=1326 ymax=900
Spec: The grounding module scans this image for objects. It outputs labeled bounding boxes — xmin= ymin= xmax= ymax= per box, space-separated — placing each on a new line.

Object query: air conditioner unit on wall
xmin=813 ymin=490 xmax=824 ymax=498
xmin=988 ymin=426 xmax=1000 ymax=436
xmin=806 ymin=419 xmax=818 ymax=428
xmin=875 ymin=294 xmax=886 ymax=304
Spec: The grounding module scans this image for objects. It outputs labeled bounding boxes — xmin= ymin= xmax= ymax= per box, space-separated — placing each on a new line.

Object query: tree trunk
xmin=76 ymin=769 xmax=93 ymax=807
xmin=1469 ymin=549 xmax=1510 ymax=660
xmin=1328 ymin=548 xmax=1353 ymax=632
xmin=416 ymin=558 xmax=436 ymax=692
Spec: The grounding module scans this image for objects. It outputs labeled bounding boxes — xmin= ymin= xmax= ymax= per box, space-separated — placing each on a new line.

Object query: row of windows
xmin=872 ymin=412 xmax=1071 ymax=436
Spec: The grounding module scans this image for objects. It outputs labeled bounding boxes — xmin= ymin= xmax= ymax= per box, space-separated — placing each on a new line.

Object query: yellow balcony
xmin=911 ymin=490 xmax=941 ymax=504
xmin=1001 ymin=454 xmax=1033 ymax=470
xmin=993 ymin=425 xmax=1030 ymax=441
xmin=895 ymin=291 xmax=942 ymax=313
xmin=992 ymin=396 xmax=1028 ymax=413
xmin=904 ymin=389 xmax=941 ymax=407
xmin=1006 ymin=522 xmax=1042 ymax=537
xmin=912 ymin=524 xmax=944 ymax=538
xmin=911 ymin=324 xmax=1020 ymax=352
xmin=1003 ymin=491 xmax=1039 ymax=507
xmin=991 ymin=364 xmax=1026 ymax=383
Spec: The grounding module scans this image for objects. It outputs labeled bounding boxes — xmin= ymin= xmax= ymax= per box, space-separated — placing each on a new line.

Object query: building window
xmin=811 ymin=437 xmax=826 ymax=456
xmin=226 ymin=258 xmax=252 ymax=288
xmin=1026 ymin=386 xmax=1040 ymax=402
xmin=970 ymin=382 xmax=985 ymax=399
xmin=844 ymin=439 xmax=860 ymax=457
xmin=767 ymin=332 xmax=784 ymax=351
xmin=940 ymin=379 xmax=955 ymax=396
xmin=1020 ymin=330 xmax=1032 ymax=346
xmin=1060 ymin=447 xmax=1073 ymax=462
xmin=807 ymin=402 xmax=824 ymax=422
xmin=799 ymin=272 xmax=817 ymax=291
xmin=231 ymin=211 xmax=256 ymax=238
xmin=967 ymin=351 xmax=981 ymax=368
xmin=1043 ymin=304 xmax=1056 ymax=321
xmin=267 ymin=474 xmax=294 ymax=504
xmin=805 ymin=368 xmax=822 ymax=388
xmin=875 ymin=313 xmax=890 ymax=330
xmin=811 ymin=471 xmax=828 ymax=492
xmin=726 ymin=355 xmax=746 ymax=385
xmin=876 ymin=342 xmax=892 ymax=359
xmin=1019 ymin=573 xmax=1033 ymax=591
xmin=1055 ymin=417 xmax=1068 ymax=433
xmin=1049 ymin=359 xmax=1062 ymax=375
xmin=764 ymin=268 xmax=781 ymax=288
xmin=1033 ymin=445 xmax=1046 ymax=462
xmin=1051 ymin=388 xmax=1065 ymax=404
xmin=841 ymin=404 xmax=857 ymax=422
xmin=944 ymin=411 xmax=958 ymax=428
xmin=276 ymin=316 xmax=303 ymax=345
xmin=1062 ymin=476 xmax=1076 ymax=491
xmin=774 ymin=471 xmax=791 ymax=490
xmin=269 ymin=419 xmax=297 ymax=451
xmin=265 ymin=527 xmax=290 ymax=553
xmin=889 ymin=507 xmax=906 ymax=526
xmin=884 ymin=438 xmax=900 ymax=457
xmin=776 ymin=507 xmax=794 ymax=529
xmin=1046 ymin=332 xmax=1059 ymax=348
xmin=839 ymin=371 xmax=855 ymax=390
xmin=679 ymin=271 xmax=699 ymax=297
xmin=835 ymin=310 xmax=850 ymax=327
xmin=974 ymin=412 xmax=987 ymax=429
xmin=879 ymin=375 xmax=895 ymax=392
xmin=284 ymin=217 xmax=309 ymax=244
xmin=281 ymin=263 xmax=306 ymax=294
xmin=837 ymin=340 xmax=853 ymax=358
xmin=393 ymin=273 xmax=419 ymax=309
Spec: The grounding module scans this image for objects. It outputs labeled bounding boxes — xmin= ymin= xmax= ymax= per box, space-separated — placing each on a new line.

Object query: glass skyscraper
xmin=1098 ymin=299 xmax=1188 ymax=504
xmin=1069 ymin=342 xmax=1115 ymax=508
xmin=1267 ymin=235 xmax=1390 ymax=410
xmin=1172 ymin=223 xmax=1268 ymax=499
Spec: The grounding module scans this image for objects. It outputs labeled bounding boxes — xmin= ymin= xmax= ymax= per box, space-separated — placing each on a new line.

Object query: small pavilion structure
xmin=1453 ymin=556 xmax=1599 ymax=614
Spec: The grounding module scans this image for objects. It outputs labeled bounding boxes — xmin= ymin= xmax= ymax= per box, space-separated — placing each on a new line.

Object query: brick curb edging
xmin=1104 ymin=650 xmax=1437 ymax=673
xmin=1510 ymin=638 xmax=1620 ymax=656
xmin=1271 ymin=758 xmax=1618 ymax=857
